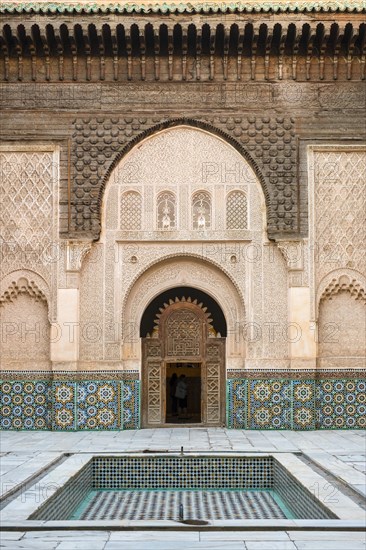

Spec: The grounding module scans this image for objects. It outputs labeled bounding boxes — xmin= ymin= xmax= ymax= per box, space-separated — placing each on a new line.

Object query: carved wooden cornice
xmin=1 ymin=13 xmax=365 ymax=81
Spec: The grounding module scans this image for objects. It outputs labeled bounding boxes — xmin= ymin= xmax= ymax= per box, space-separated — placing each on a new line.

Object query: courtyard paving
xmin=0 ymin=429 xmax=365 ymax=549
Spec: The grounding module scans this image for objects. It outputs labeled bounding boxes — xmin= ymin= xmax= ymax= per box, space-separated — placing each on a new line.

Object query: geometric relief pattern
xmin=206 ymin=363 xmax=220 ymax=424
xmin=317 ymin=379 xmax=366 ymax=429
xmin=226 ymin=191 xmax=247 ymax=230
xmin=314 ymin=151 xmax=366 ymax=286
xmin=120 ymin=191 xmax=142 ymax=230
xmin=0 ymin=380 xmax=51 ymax=430
xmin=77 ymin=381 xmax=119 ymax=430
xmin=147 ymin=363 xmax=162 ymax=424
xmin=70 ymin=117 xmax=297 ymax=238
xmin=166 ymin=310 xmax=201 ymax=357
xmin=0 ymin=151 xmax=54 ymax=279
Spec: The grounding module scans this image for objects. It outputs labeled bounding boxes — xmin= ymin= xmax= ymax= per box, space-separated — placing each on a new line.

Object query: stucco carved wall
xmin=318 ymin=291 xmax=366 ymax=369
xmin=0 ymin=293 xmax=50 ymax=369
xmin=312 ymin=149 xmax=366 ymax=288
xmin=79 ymin=244 xmax=104 ymax=362
xmin=309 ymin=146 xmax=366 ymax=367
xmin=0 ymin=145 xmax=57 ymax=371
xmin=78 ymin=127 xmax=289 ymax=369
xmin=0 ymin=145 xmax=59 ymax=322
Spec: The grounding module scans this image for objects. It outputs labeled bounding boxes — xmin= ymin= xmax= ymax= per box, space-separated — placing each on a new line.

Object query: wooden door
xmin=142 ymin=298 xmax=225 ymax=427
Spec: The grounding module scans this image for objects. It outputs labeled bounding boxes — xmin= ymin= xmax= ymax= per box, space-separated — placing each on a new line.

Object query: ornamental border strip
xmin=1 ymin=1 xmax=365 ymax=15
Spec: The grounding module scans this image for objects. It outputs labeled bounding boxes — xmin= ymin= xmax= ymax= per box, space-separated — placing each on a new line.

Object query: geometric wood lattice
xmin=166 ymin=309 xmax=201 ymax=356
xmin=147 ymin=362 xmax=162 ymax=424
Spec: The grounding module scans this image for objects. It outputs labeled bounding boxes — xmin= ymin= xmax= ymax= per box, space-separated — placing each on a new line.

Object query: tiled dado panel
xmin=0 ymin=379 xmax=140 ymax=431
xmin=0 ymin=380 xmax=52 ymax=430
xmin=1 ymin=374 xmax=364 ymax=431
xmin=227 ymin=378 xmax=365 ymax=429
xmin=317 ymin=379 xmax=366 ymax=429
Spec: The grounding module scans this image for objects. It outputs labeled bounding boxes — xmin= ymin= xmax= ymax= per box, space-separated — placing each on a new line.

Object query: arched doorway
xmin=141 ymin=289 xmax=226 ymax=428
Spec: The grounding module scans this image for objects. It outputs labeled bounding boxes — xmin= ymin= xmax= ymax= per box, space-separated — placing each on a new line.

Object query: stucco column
xmin=50 ymin=241 xmax=92 ymax=369
xmin=51 ymin=289 xmax=79 ymax=365
xmin=288 ymin=287 xmax=316 ymax=368
xmin=278 ymin=240 xmax=316 ymax=369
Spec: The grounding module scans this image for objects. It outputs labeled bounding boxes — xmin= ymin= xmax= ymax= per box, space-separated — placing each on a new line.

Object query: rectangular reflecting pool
xmin=71 ymin=489 xmax=292 ymax=520
xmin=29 ymin=455 xmax=337 ymax=522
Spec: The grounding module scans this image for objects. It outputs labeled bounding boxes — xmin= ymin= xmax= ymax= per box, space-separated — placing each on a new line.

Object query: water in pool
xmin=70 ymin=488 xmax=293 ymax=520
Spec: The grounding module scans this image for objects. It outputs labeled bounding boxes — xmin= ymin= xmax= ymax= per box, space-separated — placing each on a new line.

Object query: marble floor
xmin=1 ymin=429 xmax=365 ymax=549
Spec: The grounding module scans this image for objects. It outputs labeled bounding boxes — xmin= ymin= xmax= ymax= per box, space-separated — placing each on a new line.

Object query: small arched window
xmin=157 ymin=191 xmax=176 ymax=230
xmin=120 ymin=191 xmax=142 ymax=230
xmin=226 ymin=190 xmax=247 ymax=230
xmin=192 ymin=191 xmax=211 ymax=230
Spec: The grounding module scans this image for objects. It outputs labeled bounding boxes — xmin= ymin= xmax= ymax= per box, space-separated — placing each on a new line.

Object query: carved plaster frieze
xmin=0 ymin=277 xmax=47 ymax=305
xmin=119 ymin=245 xmax=246 ymax=317
xmin=317 ymin=270 xmax=366 ymax=312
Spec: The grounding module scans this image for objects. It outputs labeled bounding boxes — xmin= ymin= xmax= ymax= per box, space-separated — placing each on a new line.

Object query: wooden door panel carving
xmin=147 ymin=362 xmax=162 ymax=424
xmin=166 ymin=309 xmax=201 ymax=357
xmin=206 ymin=340 xmax=225 ymax=425
xmin=142 ymin=339 xmax=163 ymax=426
xmin=142 ymin=298 xmax=225 ymax=427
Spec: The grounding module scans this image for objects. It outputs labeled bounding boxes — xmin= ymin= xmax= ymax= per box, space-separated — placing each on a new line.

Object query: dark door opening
xmin=166 ymin=363 xmax=201 ymax=424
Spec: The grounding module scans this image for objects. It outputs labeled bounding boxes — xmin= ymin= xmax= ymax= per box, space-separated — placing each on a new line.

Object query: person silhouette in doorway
xmin=169 ymin=372 xmax=178 ymax=417
xmin=175 ymin=374 xmax=188 ymax=419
